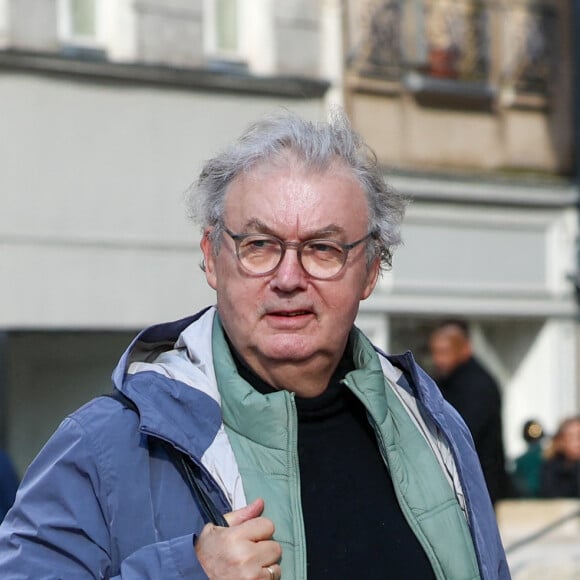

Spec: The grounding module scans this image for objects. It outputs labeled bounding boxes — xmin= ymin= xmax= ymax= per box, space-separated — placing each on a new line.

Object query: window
xmin=215 ymin=0 xmax=238 ymax=53
xmin=70 ymin=0 xmax=96 ymax=37
xmin=58 ymin=0 xmax=100 ymax=48
xmin=204 ymin=0 xmax=243 ymax=62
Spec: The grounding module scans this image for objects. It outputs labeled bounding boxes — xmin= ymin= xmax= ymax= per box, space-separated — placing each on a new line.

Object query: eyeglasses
xmin=222 ymin=226 xmax=373 ymax=280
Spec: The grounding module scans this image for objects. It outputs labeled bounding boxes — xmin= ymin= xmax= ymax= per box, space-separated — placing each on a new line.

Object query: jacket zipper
xmin=287 ymin=391 xmax=308 ymax=580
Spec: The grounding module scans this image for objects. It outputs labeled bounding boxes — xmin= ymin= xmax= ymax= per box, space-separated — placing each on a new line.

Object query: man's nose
xmin=270 ymin=248 xmax=308 ymax=291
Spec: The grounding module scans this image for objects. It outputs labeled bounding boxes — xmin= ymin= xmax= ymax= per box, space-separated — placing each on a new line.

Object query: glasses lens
xmin=237 ymin=236 xmax=283 ymax=274
xmin=301 ymin=241 xmax=345 ymax=279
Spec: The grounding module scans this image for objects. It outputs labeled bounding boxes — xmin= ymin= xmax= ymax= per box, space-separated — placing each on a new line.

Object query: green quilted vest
xmin=212 ymin=316 xmax=480 ymax=579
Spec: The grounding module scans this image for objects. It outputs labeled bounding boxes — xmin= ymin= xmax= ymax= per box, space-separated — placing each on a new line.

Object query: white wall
xmin=0 ymin=0 xmax=9 ymax=48
xmin=0 ymin=71 xmax=324 ymax=328
xmin=364 ymin=200 xmax=577 ymax=318
xmin=473 ymin=319 xmax=578 ymax=457
xmin=503 ymin=319 xmax=578 ymax=456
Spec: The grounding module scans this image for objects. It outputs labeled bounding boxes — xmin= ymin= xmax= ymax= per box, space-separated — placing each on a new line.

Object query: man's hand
xmin=195 ymin=498 xmax=282 ymax=579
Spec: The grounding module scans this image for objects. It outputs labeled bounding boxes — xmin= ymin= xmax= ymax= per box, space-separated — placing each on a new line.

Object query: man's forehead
xmin=431 ymin=328 xmax=466 ymax=345
xmin=224 ymin=161 xmax=366 ymax=216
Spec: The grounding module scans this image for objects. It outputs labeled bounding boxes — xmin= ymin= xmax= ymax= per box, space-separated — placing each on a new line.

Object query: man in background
xmin=429 ymin=319 xmax=513 ymax=504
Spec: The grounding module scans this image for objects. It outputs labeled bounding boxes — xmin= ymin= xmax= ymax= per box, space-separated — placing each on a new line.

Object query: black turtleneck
xmin=230 ymin=345 xmax=436 ymax=580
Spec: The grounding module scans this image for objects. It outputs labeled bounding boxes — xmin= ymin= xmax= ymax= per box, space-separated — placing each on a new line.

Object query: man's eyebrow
xmin=311 ymin=224 xmax=347 ymax=237
xmin=240 ymin=218 xmax=274 ymax=233
xmin=239 ymin=219 xmax=347 ymax=238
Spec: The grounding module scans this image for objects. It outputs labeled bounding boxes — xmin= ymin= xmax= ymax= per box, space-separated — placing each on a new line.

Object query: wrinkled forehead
xmin=222 ymin=155 xmax=368 ymax=231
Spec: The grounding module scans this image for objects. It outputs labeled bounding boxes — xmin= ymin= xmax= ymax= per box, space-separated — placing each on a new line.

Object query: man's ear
xmin=201 ymin=229 xmax=217 ymax=290
xmin=360 ymin=257 xmax=381 ymax=300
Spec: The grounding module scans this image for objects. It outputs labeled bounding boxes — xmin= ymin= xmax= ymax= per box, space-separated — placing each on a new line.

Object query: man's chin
xmin=256 ymin=338 xmax=318 ymax=364
xmin=262 ymin=348 xmax=314 ymax=364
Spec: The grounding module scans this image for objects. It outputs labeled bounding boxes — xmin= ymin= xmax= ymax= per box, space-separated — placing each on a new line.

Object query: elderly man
xmin=0 ymin=112 xmax=509 ymax=579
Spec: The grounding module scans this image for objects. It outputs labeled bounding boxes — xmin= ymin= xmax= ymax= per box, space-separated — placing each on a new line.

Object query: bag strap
xmin=104 ymin=390 xmax=228 ymax=528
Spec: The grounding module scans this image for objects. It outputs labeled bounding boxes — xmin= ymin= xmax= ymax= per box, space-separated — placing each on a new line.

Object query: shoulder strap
xmin=104 ymin=390 xmax=228 ymax=528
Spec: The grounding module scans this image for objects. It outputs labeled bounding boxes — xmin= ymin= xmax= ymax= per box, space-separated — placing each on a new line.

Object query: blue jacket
xmin=0 ymin=308 xmax=510 ymax=578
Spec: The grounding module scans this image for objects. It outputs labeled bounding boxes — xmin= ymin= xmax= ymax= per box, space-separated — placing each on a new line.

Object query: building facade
xmin=345 ymin=0 xmax=579 ymax=456
xmin=0 ymin=0 xmax=578 ymax=473
xmin=0 ymin=0 xmax=331 ymax=473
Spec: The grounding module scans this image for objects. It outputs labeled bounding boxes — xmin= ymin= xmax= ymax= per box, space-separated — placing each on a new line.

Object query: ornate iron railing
xmin=499 ymin=1 xmax=557 ymax=93
xmin=348 ymin=0 xmax=558 ymax=93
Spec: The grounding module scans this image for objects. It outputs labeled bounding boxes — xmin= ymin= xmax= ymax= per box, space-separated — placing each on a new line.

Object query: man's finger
xmin=224 ymin=497 xmax=265 ymax=527
xmin=263 ymin=563 xmax=282 ymax=580
xmin=236 ymin=517 xmax=276 ymax=542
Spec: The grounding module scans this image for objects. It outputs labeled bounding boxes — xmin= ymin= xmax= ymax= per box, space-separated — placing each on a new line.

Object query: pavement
xmin=496 ymin=499 xmax=580 ymax=579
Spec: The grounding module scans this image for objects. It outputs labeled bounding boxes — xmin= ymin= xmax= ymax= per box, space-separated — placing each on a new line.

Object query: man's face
xmin=429 ymin=332 xmax=467 ymax=378
xmin=201 ymin=159 xmax=380 ymax=384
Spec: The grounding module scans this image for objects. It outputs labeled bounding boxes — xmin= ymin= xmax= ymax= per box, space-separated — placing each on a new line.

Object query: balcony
xmin=344 ymin=0 xmax=572 ymax=174
xmin=348 ymin=0 xmax=557 ymax=94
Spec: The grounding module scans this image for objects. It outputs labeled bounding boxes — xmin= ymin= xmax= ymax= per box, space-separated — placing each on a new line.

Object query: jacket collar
xmin=385 ymin=350 xmax=446 ymax=419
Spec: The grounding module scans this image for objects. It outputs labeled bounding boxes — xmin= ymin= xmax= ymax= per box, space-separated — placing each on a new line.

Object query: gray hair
xmin=187 ymin=109 xmax=407 ymax=271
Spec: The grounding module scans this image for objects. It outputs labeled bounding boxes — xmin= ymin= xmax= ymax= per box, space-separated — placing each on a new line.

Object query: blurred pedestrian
xmin=0 ymin=449 xmax=19 ymax=522
xmin=540 ymin=416 xmax=580 ymax=498
xmin=429 ymin=319 xmax=513 ymax=504
xmin=512 ymin=419 xmax=545 ymax=497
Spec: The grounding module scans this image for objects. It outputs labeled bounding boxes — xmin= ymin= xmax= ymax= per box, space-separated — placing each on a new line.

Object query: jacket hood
xmin=111 ymin=307 xmax=213 ymax=391
xmin=110 ymin=308 xmax=222 ymax=459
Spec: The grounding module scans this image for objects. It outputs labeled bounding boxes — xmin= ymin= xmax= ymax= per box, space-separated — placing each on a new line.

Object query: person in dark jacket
xmin=0 ymin=449 xmax=19 ymax=522
xmin=429 ymin=319 xmax=512 ymax=504
xmin=540 ymin=416 xmax=580 ymax=498
xmin=512 ymin=419 xmax=545 ymax=498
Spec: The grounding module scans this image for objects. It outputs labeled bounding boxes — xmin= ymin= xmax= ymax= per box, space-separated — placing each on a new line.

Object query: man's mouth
xmin=268 ymin=310 xmax=313 ymax=317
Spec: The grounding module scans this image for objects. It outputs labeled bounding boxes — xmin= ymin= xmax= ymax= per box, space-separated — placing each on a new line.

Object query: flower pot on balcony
xmin=428 ymin=47 xmax=459 ymax=79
